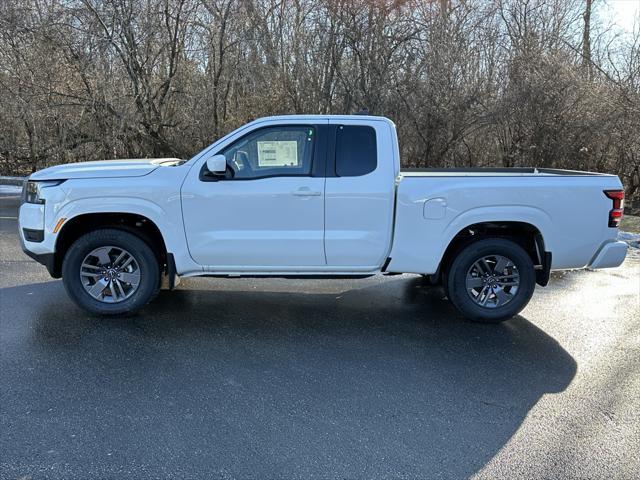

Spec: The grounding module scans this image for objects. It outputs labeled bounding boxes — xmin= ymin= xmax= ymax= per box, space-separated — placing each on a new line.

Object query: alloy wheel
xmin=79 ymin=246 xmax=141 ymax=303
xmin=465 ymin=254 xmax=520 ymax=308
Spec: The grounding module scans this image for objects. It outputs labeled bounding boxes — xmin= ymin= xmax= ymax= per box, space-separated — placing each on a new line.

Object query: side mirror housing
xmin=206 ymin=154 xmax=227 ymax=175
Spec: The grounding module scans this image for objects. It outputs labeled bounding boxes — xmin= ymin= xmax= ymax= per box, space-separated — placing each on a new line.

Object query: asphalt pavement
xmin=1 ymin=189 xmax=639 ymax=479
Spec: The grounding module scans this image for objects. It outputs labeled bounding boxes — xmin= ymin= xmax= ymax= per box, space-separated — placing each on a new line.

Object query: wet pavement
xmin=1 ymin=191 xmax=639 ymax=479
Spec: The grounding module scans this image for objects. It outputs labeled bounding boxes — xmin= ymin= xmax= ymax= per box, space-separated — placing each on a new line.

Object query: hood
xmin=29 ymin=158 xmax=183 ymax=181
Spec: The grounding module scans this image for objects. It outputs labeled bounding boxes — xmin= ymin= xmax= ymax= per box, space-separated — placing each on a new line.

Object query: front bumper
xmin=18 ymin=191 xmax=60 ymax=277
xmin=589 ymin=240 xmax=628 ymax=269
xmin=19 ymin=231 xmax=58 ymax=277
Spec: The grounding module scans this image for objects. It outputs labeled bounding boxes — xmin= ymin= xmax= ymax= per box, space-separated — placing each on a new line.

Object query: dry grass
xmin=621 ymin=214 xmax=640 ymax=233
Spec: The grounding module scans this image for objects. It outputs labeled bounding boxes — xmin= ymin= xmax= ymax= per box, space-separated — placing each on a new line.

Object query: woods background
xmin=1 ymin=0 xmax=639 ymax=195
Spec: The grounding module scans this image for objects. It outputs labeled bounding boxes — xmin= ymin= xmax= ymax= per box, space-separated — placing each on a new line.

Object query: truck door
xmin=181 ymin=123 xmax=327 ymax=268
xmin=325 ymin=119 xmax=397 ymax=268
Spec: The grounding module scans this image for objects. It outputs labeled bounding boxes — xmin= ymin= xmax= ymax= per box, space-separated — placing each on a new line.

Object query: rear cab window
xmin=335 ymin=125 xmax=377 ymax=177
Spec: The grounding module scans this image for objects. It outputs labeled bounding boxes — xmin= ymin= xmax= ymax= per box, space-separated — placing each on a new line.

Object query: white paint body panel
xmin=324 ymin=118 xmax=398 ymax=267
xmin=18 ymin=115 xmax=627 ymax=280
xmin=20 ymin=165 xmax=202 ymax=276
xmin=181 ymin=176 xmax=326 ymax=267
xmin=180 ymin=117 xmax=329 ymax=271
xmin=387 ymin=174 xmax=624 ymax=274
xmin=29 ymin=158 xmax=180 ymax=181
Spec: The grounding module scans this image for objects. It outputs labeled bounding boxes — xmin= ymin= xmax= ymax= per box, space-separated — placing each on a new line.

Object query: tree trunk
xmin=582 ymin=0 xmax=593 ymax=79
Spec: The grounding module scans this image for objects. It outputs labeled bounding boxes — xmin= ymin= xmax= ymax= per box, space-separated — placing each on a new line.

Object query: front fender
xmin=50 ymin=196 xmax=201 ymax=276
xmin=56 ymin=196 xmax=174 ymax=242
xmin=57 ymin=197 xmax=168 ymax=234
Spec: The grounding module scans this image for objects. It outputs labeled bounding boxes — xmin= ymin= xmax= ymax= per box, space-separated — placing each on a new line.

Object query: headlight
xmin=22 ymin=180 xmax=64 ymax=205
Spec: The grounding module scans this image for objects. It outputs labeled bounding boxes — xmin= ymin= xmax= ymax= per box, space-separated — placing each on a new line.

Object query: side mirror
xmin=206 ymin=154 xmax=227 ymax=175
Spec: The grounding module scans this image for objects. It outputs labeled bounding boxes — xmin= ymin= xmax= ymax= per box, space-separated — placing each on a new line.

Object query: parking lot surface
xmin=1 ymin=190 xmax=639 ymax=479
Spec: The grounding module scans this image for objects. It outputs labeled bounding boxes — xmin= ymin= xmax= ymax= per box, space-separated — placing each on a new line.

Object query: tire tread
xmin=446 ymin=237 xmax=535 ymax=323
xmin=61 ymin=228 xmax=160 ymax=315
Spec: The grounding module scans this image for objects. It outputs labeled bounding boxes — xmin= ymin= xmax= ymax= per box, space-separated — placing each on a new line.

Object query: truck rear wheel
xmin=62 ymin=229 xmax=160 ymax=315
xmin=446 ymin=238 xmax=535 ymax=323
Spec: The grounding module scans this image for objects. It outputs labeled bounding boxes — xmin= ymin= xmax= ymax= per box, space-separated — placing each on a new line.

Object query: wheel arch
xmin=438 ymin=221 xmax=551 ymax=287
xmin=52 ymin=212 xmax=168 ymax=278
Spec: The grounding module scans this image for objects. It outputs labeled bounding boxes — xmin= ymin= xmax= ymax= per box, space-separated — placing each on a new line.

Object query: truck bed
xmin=402 ymin=167 xmax=614 ymax=177
xmin=387 ymin=169 xmax=622 ymax=275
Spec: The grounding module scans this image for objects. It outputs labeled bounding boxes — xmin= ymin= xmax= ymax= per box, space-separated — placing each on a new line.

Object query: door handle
xmin=292 ymin=187 xmax=321 ymax=197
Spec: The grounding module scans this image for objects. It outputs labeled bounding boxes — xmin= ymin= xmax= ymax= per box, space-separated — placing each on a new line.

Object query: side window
xmin=335 ymin=125 xmax=377 ymax=177
xmin=221 ymin=126 xmax=315 ymax=179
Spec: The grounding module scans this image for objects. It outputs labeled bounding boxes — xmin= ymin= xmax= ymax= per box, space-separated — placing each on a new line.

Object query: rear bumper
xmin=589 ymin=240 xmax=628 ymax=269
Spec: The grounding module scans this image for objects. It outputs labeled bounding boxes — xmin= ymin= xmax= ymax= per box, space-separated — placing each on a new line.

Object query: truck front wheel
xmin=61 ymin=229 xmax=160 ymax=315
xmin=446 ymin=238 xmax=535 ymax=323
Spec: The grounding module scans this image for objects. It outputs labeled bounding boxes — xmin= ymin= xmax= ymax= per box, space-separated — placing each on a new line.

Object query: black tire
xmin=62 ymin=228 xmax=160 ymax=315
xmin=446 ymin=238 xmax=535 ymax=323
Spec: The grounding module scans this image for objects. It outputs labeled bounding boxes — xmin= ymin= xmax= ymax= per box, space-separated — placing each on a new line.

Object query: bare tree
xmin=0 ymin=0 xmax=638 ymax=199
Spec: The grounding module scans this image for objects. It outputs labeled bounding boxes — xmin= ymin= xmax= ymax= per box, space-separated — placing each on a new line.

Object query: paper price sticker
xmin=257 ymin=141 xmax=299 ymax=167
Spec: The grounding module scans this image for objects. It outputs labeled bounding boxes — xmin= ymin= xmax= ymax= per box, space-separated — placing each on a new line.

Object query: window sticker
xmin=257 ymin=141 xmax=299 ymax=167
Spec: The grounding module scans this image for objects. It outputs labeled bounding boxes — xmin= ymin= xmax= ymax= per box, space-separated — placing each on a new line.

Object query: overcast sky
xmin=608 ymin=0 xmax=639 ymax=34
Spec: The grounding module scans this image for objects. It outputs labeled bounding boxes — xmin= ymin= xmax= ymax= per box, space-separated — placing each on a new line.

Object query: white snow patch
xmin=618 ymin=230 xmax=640 ymax=249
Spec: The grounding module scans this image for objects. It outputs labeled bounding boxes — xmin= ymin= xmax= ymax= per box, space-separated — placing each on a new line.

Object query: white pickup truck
xmin=18 ymin=115 xmax=628 ymax=322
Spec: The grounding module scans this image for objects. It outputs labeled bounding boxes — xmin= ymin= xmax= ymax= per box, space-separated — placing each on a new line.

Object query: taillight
xmin=604 ymin=190 xmax=624 ymax=228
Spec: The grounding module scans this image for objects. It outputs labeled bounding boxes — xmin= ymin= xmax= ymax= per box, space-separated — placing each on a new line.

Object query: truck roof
xmin=247 ymin=114 xmax=395 ymax=126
